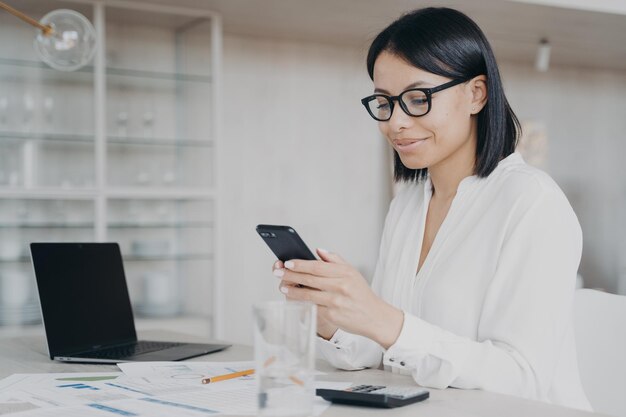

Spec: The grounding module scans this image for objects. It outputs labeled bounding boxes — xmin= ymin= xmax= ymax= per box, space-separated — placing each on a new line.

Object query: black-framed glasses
xmin=360 ymin=78 xmax=469 ymax=121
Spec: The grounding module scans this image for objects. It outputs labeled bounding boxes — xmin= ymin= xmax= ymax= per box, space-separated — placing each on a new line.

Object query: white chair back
xmin=574 ymin=289 xmax=626 ymax=417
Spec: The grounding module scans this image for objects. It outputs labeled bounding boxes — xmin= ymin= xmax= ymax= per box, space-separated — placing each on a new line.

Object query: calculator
xmin=316 ymin=384 xmax=429 ymax=408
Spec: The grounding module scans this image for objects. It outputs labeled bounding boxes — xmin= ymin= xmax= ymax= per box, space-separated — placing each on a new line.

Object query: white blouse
xmin=317 ymin=152 xmax=592 ymax=411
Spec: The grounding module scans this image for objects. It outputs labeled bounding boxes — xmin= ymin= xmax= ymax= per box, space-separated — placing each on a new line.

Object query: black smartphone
xmin=256 ymin=224 xmax=316 ymax=262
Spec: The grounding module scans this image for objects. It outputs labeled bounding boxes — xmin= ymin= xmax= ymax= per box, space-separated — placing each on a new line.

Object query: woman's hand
xmin=273 ymin=249 xmax=404 ymax=349
xmin=272 ymin=259 xmax=338 ymax=339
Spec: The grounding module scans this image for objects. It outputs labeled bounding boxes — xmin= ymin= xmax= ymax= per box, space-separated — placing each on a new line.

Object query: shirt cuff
xmin=383 ymin=311 xmax=435 ymax=370
xmin=316 ymin=328 xmax=377 ymax=371
xmin=317 ymin=328 xmax=350 ymax=350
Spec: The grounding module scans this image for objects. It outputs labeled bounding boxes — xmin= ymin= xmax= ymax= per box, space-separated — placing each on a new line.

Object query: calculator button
xmin=374 ymin=387 xmax=428 ymax=399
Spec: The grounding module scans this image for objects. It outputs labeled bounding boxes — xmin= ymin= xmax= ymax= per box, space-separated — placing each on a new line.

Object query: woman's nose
xmin=386 ymin=102 xmax=413 ymax=132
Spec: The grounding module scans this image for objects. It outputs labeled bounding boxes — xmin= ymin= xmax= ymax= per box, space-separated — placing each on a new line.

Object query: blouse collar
xmin=425 ymin=152 xmax=524 ymax=196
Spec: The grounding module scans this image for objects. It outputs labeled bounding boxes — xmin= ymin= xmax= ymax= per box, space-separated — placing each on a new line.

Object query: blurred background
xmin=0 ymin=0 xmax=624 ymax=344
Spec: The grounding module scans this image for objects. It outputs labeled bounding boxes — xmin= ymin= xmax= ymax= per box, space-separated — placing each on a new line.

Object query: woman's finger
xmin=272 ymin=260 xmax=284 ymax=272
xmin=281 ymin=284 xmax=334 ymax=307
xmin=283 ymin=259 xmax=350 ymax=278
xmin=276 ymin=269 xmax=341 ymax=292
xmin=278 ymin=281 xmax=300 ymax=300
xmin=316 ymin=248 xmax=348 ymax=264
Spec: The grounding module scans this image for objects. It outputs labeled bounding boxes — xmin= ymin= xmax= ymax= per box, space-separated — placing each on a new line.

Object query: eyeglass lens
xmin=366 ymin=89 xmax=429 ymax=121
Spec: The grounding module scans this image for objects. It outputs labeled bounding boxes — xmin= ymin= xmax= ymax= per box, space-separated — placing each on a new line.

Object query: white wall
xmin=219 ymin=35 xmax=390 ymax=344
xmin=501 ymin=62 xmax=626 ymax=293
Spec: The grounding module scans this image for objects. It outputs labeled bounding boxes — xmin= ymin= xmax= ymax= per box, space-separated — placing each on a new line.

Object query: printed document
xmin=0 ymin=362 xmax=349 ymax=416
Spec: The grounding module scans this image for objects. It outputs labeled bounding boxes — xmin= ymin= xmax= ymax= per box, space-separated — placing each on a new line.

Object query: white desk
xmin=0 ymin=331 xmax=604 ymax=417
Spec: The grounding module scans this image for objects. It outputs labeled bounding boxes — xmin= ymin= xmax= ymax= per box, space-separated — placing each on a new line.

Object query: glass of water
xmin=253 ymin=301 xmax=317 ymax=417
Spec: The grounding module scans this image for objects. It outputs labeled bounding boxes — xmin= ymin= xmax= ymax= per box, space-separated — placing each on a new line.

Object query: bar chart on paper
xmin=0 ymin=364 xmax=350 ymax=416
xmin=57 ymin=383 xmax=100 ymax=391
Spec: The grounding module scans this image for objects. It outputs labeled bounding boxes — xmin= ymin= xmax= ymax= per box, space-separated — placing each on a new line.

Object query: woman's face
xmin=373 ymin=51 xmax=478 ymax=172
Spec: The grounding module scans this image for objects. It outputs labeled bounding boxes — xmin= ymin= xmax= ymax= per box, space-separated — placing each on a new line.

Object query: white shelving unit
xmin=0 ymin=0 xmax=222 ymax=337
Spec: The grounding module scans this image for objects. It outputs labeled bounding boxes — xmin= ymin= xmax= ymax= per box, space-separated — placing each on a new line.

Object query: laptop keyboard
xmin=79 ymin=340 xmax=186 ymax=359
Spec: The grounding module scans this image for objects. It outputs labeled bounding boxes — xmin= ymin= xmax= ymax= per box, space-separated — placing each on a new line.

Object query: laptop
xmin=30 ymin=242 xmax=230 ymax=363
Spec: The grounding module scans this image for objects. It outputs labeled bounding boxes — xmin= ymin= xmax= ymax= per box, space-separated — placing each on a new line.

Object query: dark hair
xmin=366 ymin=7 xmax=521 ymax=182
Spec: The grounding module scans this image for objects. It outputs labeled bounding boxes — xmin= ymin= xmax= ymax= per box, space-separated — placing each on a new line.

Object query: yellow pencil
xmin=201 ymin=368 xmax=255 ymax=384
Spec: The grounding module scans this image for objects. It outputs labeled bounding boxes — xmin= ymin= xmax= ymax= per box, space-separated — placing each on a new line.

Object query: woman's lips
xmin=393 ymin=138 xmax=429 ymax=152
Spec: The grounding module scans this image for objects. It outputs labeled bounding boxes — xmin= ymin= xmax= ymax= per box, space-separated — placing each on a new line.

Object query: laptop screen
xmin=31 ymin=243 xmax=137 ymax=357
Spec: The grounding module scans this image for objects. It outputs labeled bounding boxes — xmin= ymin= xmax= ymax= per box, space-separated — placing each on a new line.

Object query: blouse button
xmin=389 ymin=358 xmax=395 ymax=362
xmin=400 ymin=361 xmax=405 ymax=366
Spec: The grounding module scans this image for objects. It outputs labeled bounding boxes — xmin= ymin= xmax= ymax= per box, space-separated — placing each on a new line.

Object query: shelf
xmin=0 ymin=57 xmax=90 ymax=73
xmin=0 ymin=222 xmax=211 ymax=229
xmin=107 ymin=67 xmax=211 ymax=84
xmin=0 ymin=58 xmax=211 ymax=84
xmin=0 ymin=58 xmax=94 ymax=84
xmin=0 ymin=222 xmax=94 ymax=229
xmin=105 ymin=188 xmax=215 ymax=199
xmin=108 ymin=136 xmax=213 ymax=147
xmin=0 ymin=1 xmax=221 ymax=333
xmin=0 ymin=188 xmax=214 ymax=199
xmin=108 ymin=221 xmax=213 ymax=228
xmin=0 ymin=131 xmax=93 ymax=143
xmin=0 ymin=257 xmax=30 ymax=263
xmin=123 ymin=253 xmax=213 ymax=262
xmin=0 ymin=253 xmax=212 ymax=263
xmin=0 ymin=188 xmax=97 ymax=199
xmin=0 ymin=131 xmax=211 ymax=147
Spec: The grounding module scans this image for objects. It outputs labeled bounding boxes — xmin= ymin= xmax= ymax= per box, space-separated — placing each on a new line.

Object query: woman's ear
xmin=469 ymin=75 xmax=488 ymax=114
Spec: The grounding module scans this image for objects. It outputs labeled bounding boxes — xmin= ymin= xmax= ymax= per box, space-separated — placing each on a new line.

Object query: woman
xmin=272 ymin=7 xmax=591 ymax=410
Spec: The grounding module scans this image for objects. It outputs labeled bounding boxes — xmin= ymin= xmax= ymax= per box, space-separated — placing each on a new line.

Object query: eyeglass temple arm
xmin=427 ymin=78 xmax=469 ymax=94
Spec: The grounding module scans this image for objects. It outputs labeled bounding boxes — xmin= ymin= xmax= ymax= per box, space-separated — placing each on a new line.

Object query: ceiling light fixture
xmin=0 ymin=1 xmax=96 ymax=71
xmin=535 ymin=38 xmax=551 ymax=72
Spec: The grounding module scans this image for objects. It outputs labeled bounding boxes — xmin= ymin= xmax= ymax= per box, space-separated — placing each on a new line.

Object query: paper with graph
xmin=117 ymin=360 xmax=255 ymax=383
xmin=0 ymin=363 xmax=348 ymax=416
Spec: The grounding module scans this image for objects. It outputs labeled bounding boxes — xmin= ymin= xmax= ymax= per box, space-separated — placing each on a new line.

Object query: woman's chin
xmin=398 ymin=155 xmax=429 ymax=171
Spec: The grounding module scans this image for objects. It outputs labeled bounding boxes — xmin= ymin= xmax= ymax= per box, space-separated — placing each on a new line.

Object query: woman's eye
xmin=376 ymin=102 xmax=390 ymax=110
xmin=404 ymin=91 xmax=428 ymax=107
xmin=410 ymin=98 xmax=427 ymax=105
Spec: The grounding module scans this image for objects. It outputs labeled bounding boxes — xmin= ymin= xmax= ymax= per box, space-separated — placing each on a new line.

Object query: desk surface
xmin=0 ymin=330 xmax=603 ymax=417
